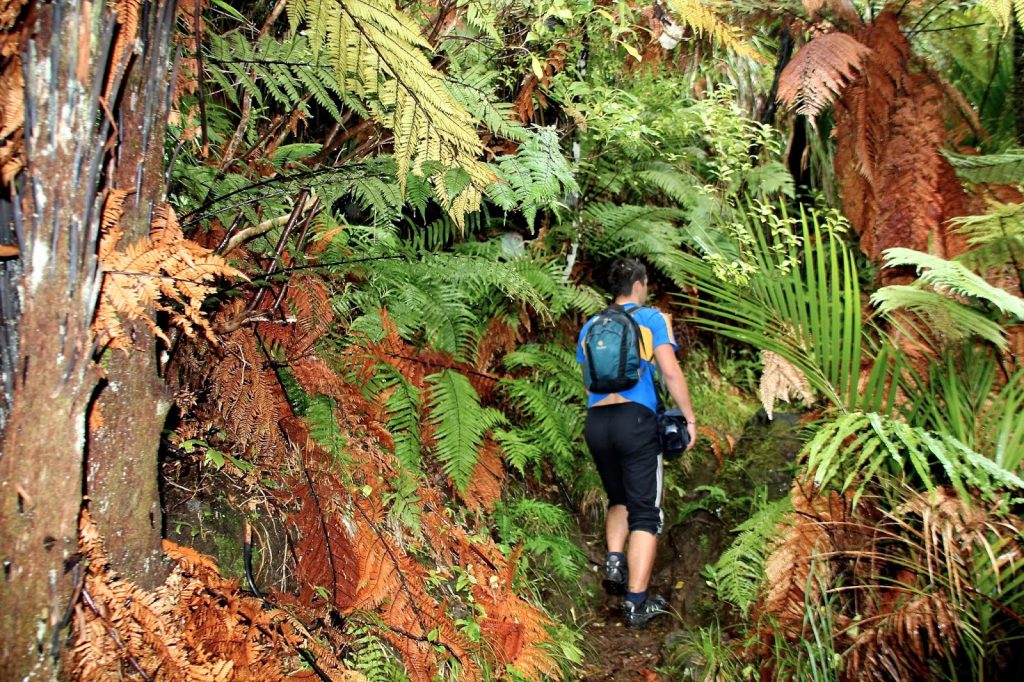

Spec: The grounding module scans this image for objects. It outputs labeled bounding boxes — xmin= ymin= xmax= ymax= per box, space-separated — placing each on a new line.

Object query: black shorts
xmin=583 ymin=402 xmax=664 ymax=535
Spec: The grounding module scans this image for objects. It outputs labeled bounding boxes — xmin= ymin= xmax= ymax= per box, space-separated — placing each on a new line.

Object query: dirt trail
xmin=572 ymin=412 xmax=803 ymax=680
xmin=578 ymin=595 xmax=680 ymax=681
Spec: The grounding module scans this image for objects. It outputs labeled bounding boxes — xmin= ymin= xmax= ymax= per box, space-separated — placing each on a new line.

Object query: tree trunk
xmin=0 ymin=3 xmax=109 ymax=676
xmin=85 ymin=0 xmax=178 ymax=590
xmin=0 ymin=0 xmax=177 ymax=674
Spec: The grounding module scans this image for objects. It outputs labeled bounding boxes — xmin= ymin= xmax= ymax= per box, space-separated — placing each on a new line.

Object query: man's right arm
xmin=653 ymin=343 xmax=697 ymax=450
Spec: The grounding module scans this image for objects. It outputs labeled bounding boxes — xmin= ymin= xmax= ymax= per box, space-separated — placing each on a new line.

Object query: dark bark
xmin=1014 ymin=23 xmax=1024 ymax=146
xmin=85 ymin=0 xmax=178 ymax=590
xmin=0 ymin=3 xmax=110 ymax=676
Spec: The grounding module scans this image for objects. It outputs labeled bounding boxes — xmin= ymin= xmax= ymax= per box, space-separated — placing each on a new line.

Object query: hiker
xmin=576 ymin=257 xmax=697 ymax=628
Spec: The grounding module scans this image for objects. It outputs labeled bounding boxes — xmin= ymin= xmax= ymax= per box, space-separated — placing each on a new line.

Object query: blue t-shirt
xmin=576 ymin=303 xmax=677 ymax=413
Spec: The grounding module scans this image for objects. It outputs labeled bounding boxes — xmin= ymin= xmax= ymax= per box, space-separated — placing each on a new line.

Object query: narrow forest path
xmin=571 ymin=413 xmax=803 ymax=681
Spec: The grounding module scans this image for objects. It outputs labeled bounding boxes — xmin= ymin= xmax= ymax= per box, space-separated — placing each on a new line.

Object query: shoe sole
xmin=602 ymin=579 xmax=627 ymax=595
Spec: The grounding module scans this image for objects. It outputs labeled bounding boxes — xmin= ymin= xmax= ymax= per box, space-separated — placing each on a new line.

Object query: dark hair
xmin=607 ymin=258 xmax=647 ymax=297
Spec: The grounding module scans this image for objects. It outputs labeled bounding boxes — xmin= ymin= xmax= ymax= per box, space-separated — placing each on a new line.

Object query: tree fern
xmin=287 ymin=0 xmax=494 ymax=227
xmin=426 ymin=370 xmax=506 ymax=491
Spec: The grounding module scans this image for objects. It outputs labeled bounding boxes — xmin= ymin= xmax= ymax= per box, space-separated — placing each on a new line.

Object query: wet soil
xmin=574 ymin=412 xmax=803 ymax=681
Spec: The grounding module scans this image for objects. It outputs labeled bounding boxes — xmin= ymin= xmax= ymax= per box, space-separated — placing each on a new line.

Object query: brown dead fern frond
xmin=105 ymin=0 xmax=141 ymax=99
xmin=758 ymin=350 xmax=815 ymax=419
xmin=70 ymin=510 xmax=360 ymax=681
xmin=777 ymin=32 xmax=871 ymax=118
xmin=96 ymin=204 xmax=244 ymax=348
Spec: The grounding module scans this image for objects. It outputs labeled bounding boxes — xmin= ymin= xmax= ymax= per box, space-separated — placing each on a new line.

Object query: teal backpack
xmin=581 ymin=304 xmax=647 ymax=394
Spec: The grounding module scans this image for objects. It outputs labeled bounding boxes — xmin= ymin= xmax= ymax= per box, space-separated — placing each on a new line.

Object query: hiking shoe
xmin=623 ymin=594 xmax=668 ymax=628
xmin=601 ymin=555 xmax=628 ymax=595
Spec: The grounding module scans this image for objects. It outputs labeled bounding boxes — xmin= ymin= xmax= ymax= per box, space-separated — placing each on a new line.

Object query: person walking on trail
xmin=576 ymin=257 xmax=697 ymax=628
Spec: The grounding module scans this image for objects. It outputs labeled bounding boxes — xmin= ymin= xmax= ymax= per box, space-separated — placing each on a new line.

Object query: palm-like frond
xmin=902 ymin=345 xmax=1024 ymax=470
xmin=678 ymin=204 xmax=897 ymax=414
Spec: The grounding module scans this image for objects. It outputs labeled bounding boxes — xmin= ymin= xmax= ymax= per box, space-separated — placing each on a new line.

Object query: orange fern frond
xmin=777 ymin=32 xmax=871 ymax=117
xmin=460 ymin=440 xmax=505 ymax=513
xmin=71 ymin=511 xmax=357 ymax=681
xmin=104 ymin=0 xmax=141 ymax=99
xmin=96 ymin=204 xmax=243 ymax=348
xmin=831 ymin=11 xmax=970 ymax=270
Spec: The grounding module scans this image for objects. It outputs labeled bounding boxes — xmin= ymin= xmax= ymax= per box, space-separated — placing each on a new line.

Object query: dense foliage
xmin=0 ymin=0 xmax=1022 ymax=680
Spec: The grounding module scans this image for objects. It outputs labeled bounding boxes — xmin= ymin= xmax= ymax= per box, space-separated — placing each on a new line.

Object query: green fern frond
xmin=288 ymin=0 xmax=494 ymax=227
xmin=743 ymin=161 xmax=796 ymax=198
xmin=499 ymin=377 xmax=580 ymax=472
xmin=944 ymin=148 xmax=1024 ymax=183
xmin=503 ymin=343 xmax=583 ymax=398
xmin=303 ymin=394 xmax=350 ymax=469
xmin=804 ymin=411 xmax=1024 ymax=504
xmin=878 ymin=248 xmax=1024 ymax=320
xmin=426 ymin=370 xmax=506 ymax=491
xmin=952 ymin=200 xmax=1024 ymax=272
xmin=707 ymin=496 xmax=793 ymax=616
xmin=678 ymin=203 xmax=896 ymax=414
xmin=447 ymin=61 xmax=531 ymax=143
xmin=371 ymin=362 xmax=423 ymax=472
xmin=666 ymin=0 xmax=761 ymax=60
xmin=978 ymin=0 xmax=1024 ymax=30
xmin=344 ymin=615 xmax=412 ymax=682
xmin=582 ymin=204 xmax=689 ymax=286
xmin=634 ymin=161 xmax=703 ymax=205
xmin=511 ymin=257 xmax=604 ymax=316
xmin=870 ymin=286 xmax=1011 ymax=349
xmin=487 ymin=127 xmax=577 ymax=229
xmin=491 ymin=427 xmax=545 ymax=474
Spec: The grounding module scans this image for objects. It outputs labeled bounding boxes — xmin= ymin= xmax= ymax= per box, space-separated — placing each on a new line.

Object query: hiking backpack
xmin=581 ymin=304 xmax=647 ymax=394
